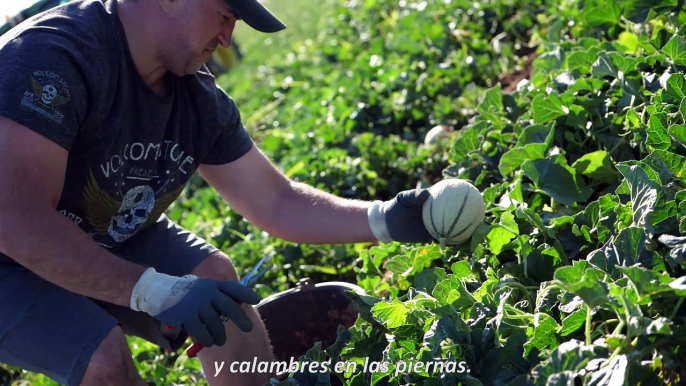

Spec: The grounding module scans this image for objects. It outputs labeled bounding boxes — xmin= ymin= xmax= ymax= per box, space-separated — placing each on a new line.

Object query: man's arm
xmin=0 ymin=116 xmax=145 ymax=307
xmin=198 ymin=145 xmax=379 ymax=244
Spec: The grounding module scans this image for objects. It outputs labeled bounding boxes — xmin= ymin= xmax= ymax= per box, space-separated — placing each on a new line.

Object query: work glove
xmin=130 ymin=267 xmax=262 ymax=348
xmin=367 ymin=188 xmax=435 ymax=244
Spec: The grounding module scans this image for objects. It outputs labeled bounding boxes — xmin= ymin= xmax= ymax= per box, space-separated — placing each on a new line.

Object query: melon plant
xmin=422 ymin=178 xmax=486 ymax=248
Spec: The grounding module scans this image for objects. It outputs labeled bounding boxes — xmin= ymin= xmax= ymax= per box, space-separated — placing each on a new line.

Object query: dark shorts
xmin=0 ymin=214 xmax=219 ymax=386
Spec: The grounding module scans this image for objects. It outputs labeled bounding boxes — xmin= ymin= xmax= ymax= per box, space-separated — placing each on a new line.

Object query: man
xmin=0 ymin=0 xmax=435 ymax=385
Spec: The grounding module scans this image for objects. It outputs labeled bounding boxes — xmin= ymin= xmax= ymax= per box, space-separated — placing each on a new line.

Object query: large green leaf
xmin=450 ymin=121 xmax=485 ymax=163
xmin=616 ymin=163 xmax=678 ymax=234
xmin=587 ymin=227 xmax=654 ymax=279
xmin=524 ymin=313 xmax=560 ymax=357
xmin=572 ymin=150 xmax=619 ymax=184
xmin=522 ymin=155 xmax=593 ymax=206
xmin=663 ymin=34 xmax=686 ymax=67
xmin=584 ymin=3 xmax=621 ymax=27
xmin=532 ymin=93 xmax=568 ymax=124
xmin=624 ymin=0 xmax=678 ymax=23
xmin=554 ymin=266 xmax=609 ymax=308
xmin=371 ymin=300 xmax=411 ymax=328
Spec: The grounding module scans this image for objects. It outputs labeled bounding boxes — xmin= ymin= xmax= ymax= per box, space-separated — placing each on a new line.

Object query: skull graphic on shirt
xmin=42 ymin=84 xmax=58 ymax=104
xmin=82 ymin=169 xmax=185 ymax=247
xmin=108 ymin=185 xmax=155 ymax=243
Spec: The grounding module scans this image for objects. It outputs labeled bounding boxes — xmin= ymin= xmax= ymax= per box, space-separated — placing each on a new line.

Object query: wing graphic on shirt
xmin=140 ymin=183 xmax=186 ymax=230
xmin=84 ymin=169 xmax=121 ymax=235
xmin=31 ymin=77 xmax=71 ymax=106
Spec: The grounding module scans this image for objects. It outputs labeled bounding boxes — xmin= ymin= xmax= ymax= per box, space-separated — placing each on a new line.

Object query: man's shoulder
xmin=0 ymin=0 xmax=115 ymax=56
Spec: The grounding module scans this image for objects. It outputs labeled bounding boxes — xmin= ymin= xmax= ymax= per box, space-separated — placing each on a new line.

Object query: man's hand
xmin=130 ymin=267 xmax=262 ymax=348
xmin=367 ymin=189 xmax=435 ymax=244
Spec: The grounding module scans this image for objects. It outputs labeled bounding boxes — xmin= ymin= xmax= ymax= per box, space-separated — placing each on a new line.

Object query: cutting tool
xmin=185 ymin=255 xmax=273 ymax=357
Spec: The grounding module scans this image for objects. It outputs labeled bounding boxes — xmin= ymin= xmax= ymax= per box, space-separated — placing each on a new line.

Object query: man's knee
xmin=80 ymin=326 xmax=143 ymax=386
xmin=191 ymin=251 xmax=238 ymax=281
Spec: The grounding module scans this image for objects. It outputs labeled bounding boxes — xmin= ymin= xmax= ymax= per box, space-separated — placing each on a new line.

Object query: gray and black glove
xmin=130 ymin=267 xmax=261 ymax=348
xmin=367 ymin=188 xmax=435 ymax=244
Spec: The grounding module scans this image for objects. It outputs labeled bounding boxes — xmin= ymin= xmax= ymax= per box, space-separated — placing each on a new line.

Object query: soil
xmin=499 ymin=45 xmax=538 ymax=93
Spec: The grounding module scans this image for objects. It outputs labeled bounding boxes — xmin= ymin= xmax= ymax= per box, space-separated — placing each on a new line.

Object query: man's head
xmin=140 ymin=0 xmax=285 ymax=76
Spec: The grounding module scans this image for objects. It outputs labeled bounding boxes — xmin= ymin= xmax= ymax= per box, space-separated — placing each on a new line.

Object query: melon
xmin=422 ymin=179 xmax=486 ymax=247
xmin=423 ymin=125 xmax=452 ymax=145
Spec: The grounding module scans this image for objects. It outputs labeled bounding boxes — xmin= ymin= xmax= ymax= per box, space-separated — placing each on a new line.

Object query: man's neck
xmin=115 ymin=0 xmax=168 ymax=93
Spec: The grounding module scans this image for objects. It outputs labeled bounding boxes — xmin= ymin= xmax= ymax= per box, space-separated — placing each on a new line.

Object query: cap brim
xmin=225 ymin=0 xmax=287 ymax=33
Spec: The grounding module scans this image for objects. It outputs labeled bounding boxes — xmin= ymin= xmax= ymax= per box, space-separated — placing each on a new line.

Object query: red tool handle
xmin=182 ymin=301 xmax=242 ymax=358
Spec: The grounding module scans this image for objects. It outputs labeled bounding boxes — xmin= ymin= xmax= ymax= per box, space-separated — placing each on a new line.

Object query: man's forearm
xmin=267 ymin=181 xmax=378 ymax=244
xmin=0 ymin=206 xmax=146 ymax=307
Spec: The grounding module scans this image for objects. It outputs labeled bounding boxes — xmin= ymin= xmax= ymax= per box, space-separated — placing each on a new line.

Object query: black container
xmin=256 ymin=279 xmax=364 ymax=383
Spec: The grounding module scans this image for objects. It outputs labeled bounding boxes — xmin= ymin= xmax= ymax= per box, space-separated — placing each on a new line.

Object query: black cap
xmin=225 ymin=0 xmax=286 ymax=32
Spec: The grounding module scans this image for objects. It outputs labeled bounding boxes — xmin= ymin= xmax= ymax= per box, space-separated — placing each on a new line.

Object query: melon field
xmin=4 ymin=0 xmax=686 ymax=385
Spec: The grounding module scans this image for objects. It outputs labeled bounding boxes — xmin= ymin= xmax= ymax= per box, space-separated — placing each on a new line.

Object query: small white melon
xmin=423 ymin=125 xmax=452 ymax=145
xmin=422 ymin=178 xmax=486 ymax=247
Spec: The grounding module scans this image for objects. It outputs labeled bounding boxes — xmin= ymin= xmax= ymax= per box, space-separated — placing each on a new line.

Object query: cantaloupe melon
xmin=422 ymin=179 xmax=485 ymax=247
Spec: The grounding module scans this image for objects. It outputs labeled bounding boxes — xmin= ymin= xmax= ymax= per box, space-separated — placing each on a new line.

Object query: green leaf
xmin=572 ymin=150 xmax=619 ymax=184
xmin=657 ymin=234 xmax=686 ymax=269
xmin=531 ymin=340 xmax=607 ymax=385
xmin=516 ymin=207 xmax=555 ymax=239
xmin=647 ymin=113 xmax=672 ymax=150
xmin=565 ymin=105 xmax=587 ymax=129
xmin=525 ymin=245 xmax=564 ymax=282
xmin=522 ymin=155 xmax=593 ymax=206
xmin=414 ymin=268 xmax=447 ymax=294
xmin=433 ymin=276 xmax=477 ymax=310
xmin=561 ymin=308 xmax=587 ymax=336
xmin=642 ymin=149 xmax=686 ymax=183
xmin=347 ymin=292 xmax=382 ymax=326
xmin=665 ymin=73 xmax=686 ymax=103
xmin=619 ymin=266 xmax=686 ymax=298
xmin=667 ymin=123 xmax=686 ymax=147
xmin=616 ymin=163 xmax=678 ymax=234
xmin=566 ymin=49 xmax=601 ymax=72
xmin=479 ymin=330 xmax=531 ymax=384
xmin=663 ymin=34 xmax=686 ymax=67
xmin=524 ymin=313 xmax=560 ymax=357
xmin=554 ymin=266 xmax=609 ymax=308
xmin=591 ymin=52 xmax=618 ymax=79
xmin=516 ymin=123 xmax=556 ymax=148
xmin=625 ymin=0 xmax=678 ymax=24
xmin=371 ymin=300 xmax=411 ymax=328
xmin=451 ymin=261 xmax=477 ymax=281
xmin=486 ymin=226 xmax=516 ymax=255
xmin=618 ymin=31 xmax=640 ymax=53
xmin=588 ymin=355 xmax=628 ymax=386
xmin=500 ymin=124 xmax=556 ymax=176
xmin=584 ymin=4 xmax=621 ymax=26
xmin=450 ymin=121 xmax=485 ymax=163
xmin=478 ymin=84 xmax=504 ymax=127
xmin=533 ymin=93 xmax=568 ymax=124
xmin=499 ymin=146 xmax=547 ymax=176
xmin=588 ymin=227 xmax=654 ymax=279
xmin=608 ymin=52 xmax=643 ymax=74
xmin=499 ymin=211 xmax=520 ymax=235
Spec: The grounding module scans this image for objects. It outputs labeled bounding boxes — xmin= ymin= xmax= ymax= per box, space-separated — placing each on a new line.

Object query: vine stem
xmin=495 ymin=282 xmax=535 ymax=313
xmin=585 ymin=304 xmax=592 ymax=346
xmin=669 ymin=298 xmax=684 ymax=321
xmin=591 ymin=319 xmax=619 ymax=338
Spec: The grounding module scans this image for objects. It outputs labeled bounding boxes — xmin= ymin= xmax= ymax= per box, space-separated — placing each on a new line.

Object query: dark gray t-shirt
xmin=0 ymin=0 xmax=254 ymax=248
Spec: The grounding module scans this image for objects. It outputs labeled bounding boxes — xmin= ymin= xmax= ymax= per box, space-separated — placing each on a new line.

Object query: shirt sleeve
xmin=0 ymin=31 xmax=89 ymax=151
xmin=201 ymin=84 xmax=254 ymax=165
